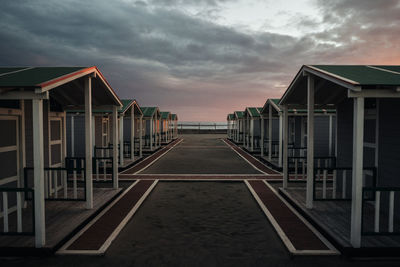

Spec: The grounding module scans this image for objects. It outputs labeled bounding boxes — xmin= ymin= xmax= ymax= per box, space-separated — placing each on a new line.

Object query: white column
xmin=306 ymin=74 xmax=315 ymax=209
xmin=351 ymin=97 xmax=365 ymax=248
xmin=32 ymin=99 xmax=45 ymax=247
xmin=119 ymin=115 xmax=124 ymax=167
xmin=250 ymin=118 xmax=254 ymax=151
xmin=268 ymin=105 xmax=272 ymax=161
xmin=150 ymin=118 xmax=153 ymax=150
xmin=130 ymin=108 xmax=135 ymax=161
xmin=329 ymin=115 xmax=333 ymax=156
xmin=112 ymin=106 xmax=119 ymax=189
xmin=278 ymin=113 xmax=283 ymax=167
xmin=283 ymin=106 xmax=289 ymax=188
xmin=139 ymin=116 xmax=143 ymax=157
xmin=84 ymin=77 xmax=93 ymax=209
xmin=92 ymin=115 xmax=95 ymax=153
xmin=71 ymin=115 xmax=75 ymax=157
xmin=260 ymin=116 xmax=264 ymax=157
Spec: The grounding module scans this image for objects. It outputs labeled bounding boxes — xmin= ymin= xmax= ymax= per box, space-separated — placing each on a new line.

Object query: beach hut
xmin=170 ymin=114 xmax=178 ymax=139
xmin=0 ymin=66 xmax=121 ymax=248
xmin=279 ymin=65 xmax=400 ymax=249
xmin=243 ymin=107 xmax=263 ymax=152
xmin=259 ymin=98 xmax=336 ymax=170
xmin=226 ymin=113 xmax=235 ymax=139
xmin=160 ymin=111 xmax=172 ymax=144
xmin=67 ymin=99 xmax=143 ymax=169
xmin=233 ymin=111 xmax=244 ymax=144
xmin=141 ymin=107 xmax=161 ymax=152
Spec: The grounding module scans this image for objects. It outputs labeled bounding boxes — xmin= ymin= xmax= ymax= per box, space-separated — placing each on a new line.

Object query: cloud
xmin=0 ymin=0 xmax=399 ymax=121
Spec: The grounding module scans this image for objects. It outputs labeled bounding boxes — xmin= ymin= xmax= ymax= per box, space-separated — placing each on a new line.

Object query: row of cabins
xmin=0 ymin=66 xmax=178 ymax=249
xmin=228 ymin=65 xmax=400 ymax=253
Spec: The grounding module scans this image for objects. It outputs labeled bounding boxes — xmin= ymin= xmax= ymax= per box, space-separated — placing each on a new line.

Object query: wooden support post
xmin=283 ymin=105 xmax=289 ymax=189
xmin=306 ymin=74 xmax=315 ymax=209
xmin=32 ymin=99 xmax=45 ymax=247
xmin=329 ymin=115 xmax=333 ymax=156
xmin=268 ymin=105 xmax=272 ymax=161
xmin=130 ymin=108 xmax=135 ymax=161
xmin=260 ymin=116 xmax=264 ymax=157
xmin=150 ymin=118 xmax=153 ymax=151
xmin=279 ymin=113 xmax=283 ymax=167
xmin=84 ymin=77 xmax=93 ymax=209
xmin=112 ymin=106 xmax=119 ymax=189
xmin=139 ymin=115 xmax=143 ymax=157
xmin=71 ymin=115 xmax=75 ymax=157
xmin=350 ymin=96 xmax=364 ymax=248
xmin=119 ymin=115 xmax=124 ymax=167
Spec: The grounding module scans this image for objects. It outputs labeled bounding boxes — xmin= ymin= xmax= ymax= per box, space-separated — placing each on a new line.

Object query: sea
xmin=178 ymin=121 xmax=228 ymax=130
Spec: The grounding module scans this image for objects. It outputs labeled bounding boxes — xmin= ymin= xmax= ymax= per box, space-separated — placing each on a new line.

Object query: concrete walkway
xmin=139 ymin=134 xmax=263 ymax=174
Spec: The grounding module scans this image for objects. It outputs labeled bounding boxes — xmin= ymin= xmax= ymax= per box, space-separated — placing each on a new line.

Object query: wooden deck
xmin=279 ymin=187 xmax=400 ymax=250
xmin=0 ymin=187 xmax=122 ymax=252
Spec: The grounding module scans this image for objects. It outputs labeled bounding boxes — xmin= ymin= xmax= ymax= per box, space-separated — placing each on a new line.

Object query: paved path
xmin=139 ymin=134 xmax=264 ymax=174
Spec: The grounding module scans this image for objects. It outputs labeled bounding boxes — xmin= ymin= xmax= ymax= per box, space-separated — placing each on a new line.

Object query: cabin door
xmin=49 ymin=117 xmax=63 ymax=167
xmin=0 ymin=115 xmax=19 ymax=187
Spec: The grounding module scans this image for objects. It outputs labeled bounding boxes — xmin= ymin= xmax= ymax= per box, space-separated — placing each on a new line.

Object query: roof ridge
xmin=366 ymin=65 xmax=400 ymax=75
xmin=0 ymin=67 xmax=33 ymax=77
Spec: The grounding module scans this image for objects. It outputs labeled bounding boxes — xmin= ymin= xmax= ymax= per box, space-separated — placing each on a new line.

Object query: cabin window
xmin=102 ymin=118 xmax=109 ymax=146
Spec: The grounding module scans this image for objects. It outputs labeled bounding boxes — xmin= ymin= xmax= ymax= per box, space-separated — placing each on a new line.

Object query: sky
xmin=1 ymin=0 xmax=400 ymax=121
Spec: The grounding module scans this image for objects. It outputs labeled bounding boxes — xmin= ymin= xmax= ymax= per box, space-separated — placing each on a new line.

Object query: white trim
xmin=366 ymin=65 xmax=400 ymax=75
xmin=120 ymin=139 xmax=183 ymax=174
xmin=221 ymin=139 xmax=272 ymax=175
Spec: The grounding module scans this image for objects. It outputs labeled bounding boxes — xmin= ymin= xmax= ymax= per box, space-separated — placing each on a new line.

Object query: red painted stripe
xmin=38 ymin=66 xmax=96 ymax=88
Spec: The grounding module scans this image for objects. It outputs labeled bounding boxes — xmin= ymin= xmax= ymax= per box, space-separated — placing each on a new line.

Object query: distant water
xmin=178 ymin=121 xmax=227 ymax=130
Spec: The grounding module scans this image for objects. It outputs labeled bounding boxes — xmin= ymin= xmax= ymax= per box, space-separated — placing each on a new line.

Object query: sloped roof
xmin=227 ymin=113 xmax=234 ymax=120
xmin=234 ymin=111 xmax=244 ymax=119
xmin=141 ymin=107 xmax=158 ymax=118
xmin=171 ymin=114 xmax=178 ymax=120
xmin=309 ymin=65 xmax=400 ymax=85
xmin=0 ymin=67 xmax=85 ymax=87
xmin=160 ymin=111 xmax=171 ymax=120
xmin=0 ymin=66 xmax=122 ymax=107
xmin=246 ymin=107 xmax=262 ymax=117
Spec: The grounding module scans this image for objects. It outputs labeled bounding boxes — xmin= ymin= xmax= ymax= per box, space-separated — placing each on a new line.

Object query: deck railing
xmin=362 ymin=186 xmax=400 ymax=236
xmin=24 ymin=164 xmax=86 ymax=201
xmin=288 ymin=156 xmax=336 ymax=182
xmin=0 ymin=187 xmax=34 ymax=235
xmin=312 ymin=166 xmax=376 ymax=201
xmin=262 ymin=139 xmax=280 ymax=159
xmin=66 ymin=156 xmax=115 ymax=184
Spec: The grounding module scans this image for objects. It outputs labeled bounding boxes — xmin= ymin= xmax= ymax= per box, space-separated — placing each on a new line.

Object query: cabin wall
xmin=378 ymin=98 xmax=400 ymax=187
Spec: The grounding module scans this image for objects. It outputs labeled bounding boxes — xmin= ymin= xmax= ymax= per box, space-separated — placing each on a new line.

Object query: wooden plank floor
xmin=280 ymin=187 xmax=400 ymax=248
xmin=0 ymin=187 xmax=122 ymax=249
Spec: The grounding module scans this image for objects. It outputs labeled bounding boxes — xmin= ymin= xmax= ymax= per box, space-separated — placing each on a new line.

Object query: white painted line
xmin=120 ymin=138 xmax=183 ymax=174
xmin=221 ymin=139 xmax=276 ymax=176
xmin=262 ymin=180 xmax=339 ymax=255
xmin=244 ymin=180 xmax=297 ymax=254
xmin=57 ymin=179 xmax=145 ymax=255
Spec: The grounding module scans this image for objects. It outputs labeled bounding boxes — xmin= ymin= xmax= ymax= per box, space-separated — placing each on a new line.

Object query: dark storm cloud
xmin=0 ymin=0 xmax=399 ymax=120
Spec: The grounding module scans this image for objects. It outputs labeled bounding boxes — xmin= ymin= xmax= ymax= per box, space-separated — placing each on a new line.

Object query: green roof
xmin=310 ymin=65 xmax=400 ymax=85
xmin=0 ymin=67 xmax=86 ymax=87
xmin=141 ymin=107 xmax=158 ymax=118
xmin=227 ymin=113 xmax=234 ymax=120
xmin=246 ymin=107 xmax=262 ymax=117
xmin=234 ymin=111 xmax=244 ymax=119
xmin=160 ymin=111 xmax=171 ymax=120
xmin=171 ymin=114 xmax=177 ymax=120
